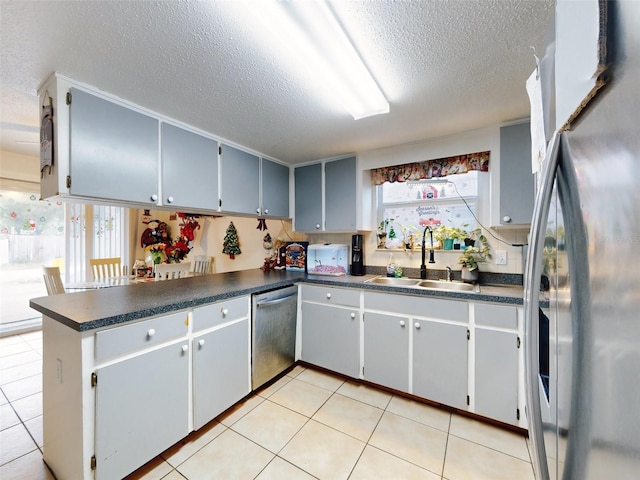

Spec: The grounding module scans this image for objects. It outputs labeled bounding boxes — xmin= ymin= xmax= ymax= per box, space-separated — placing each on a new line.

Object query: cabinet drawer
xmin=95 ymin=311 xmax=189 ymax=363
xmin=192 ymin=296 xmax=249 ymax=332
xmin=302 ymin=285 xmax=360 ymax=307
xmin=474 ymin=303 xmax=518 ymax=330
xmin=364 ymin=292 xmax=467 ymax=322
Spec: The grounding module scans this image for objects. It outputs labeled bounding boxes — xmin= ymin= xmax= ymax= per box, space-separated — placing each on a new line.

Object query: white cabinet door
xmin=301 ymin=302 xmax=360 ymax=378
xmin=413 ymin=320 xmax=468 ymax=410
xmin=94 ymin=340 xmax=189 ymax=480
xmin=261 ymin=158 xmax=290 ymax=218
xmin=193 ymin=318 xmax=250 ymax=430
xmin=474 ymin=328 xmax=519 ymax=425
xmin=161 ymin=123 xmax=218 ymax=211
xmin=363 ymin=312 xmax=409 ymax=392
xmin=69 ymin=88 xmax=159 ymax=204
xmin=219 ymin=144 xmax=260 ymax=215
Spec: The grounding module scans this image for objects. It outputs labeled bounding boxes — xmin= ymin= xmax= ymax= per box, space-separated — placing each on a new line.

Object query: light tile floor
xmin=1 ymin=332 xmax=535 ymax=480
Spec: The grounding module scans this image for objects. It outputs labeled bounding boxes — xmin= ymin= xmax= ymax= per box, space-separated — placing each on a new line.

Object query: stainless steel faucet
xmin=420 ymin=225 xmax=436 ymax=280
xmin=445 ymin=266 xmax=452 ymax=282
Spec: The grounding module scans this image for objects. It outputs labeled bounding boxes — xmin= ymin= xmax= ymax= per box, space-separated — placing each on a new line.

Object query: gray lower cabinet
xmin=474 ymin=328 xmax=519 ymax=424
xmin=301 ymin=302 xmax=360 ymax=378
xmin=363 ymin=312 xmax=410 ymax=392
xmin=94 ymin=340 xmax=190 ymax=480
xmin=193 ymin=318 xmax=250 ymax=430
xmin=219 ymin=143 xmax=260 ymax=215
xmin=413 ymin=320 xmax=469 ymax=410
xmin=69 ymin=88 xmax=159 ymax=204
xmin=161 ymin=123 xmax=218 ymax=211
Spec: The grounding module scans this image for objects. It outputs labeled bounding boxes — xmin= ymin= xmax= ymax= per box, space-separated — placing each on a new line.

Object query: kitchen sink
xmin=365 ymin=277 xmax=421 ymax=287
xmin=365 ymin=276 xmax=479 ymax=293
xmin=417 ymin=280 xmax=479 ymax=292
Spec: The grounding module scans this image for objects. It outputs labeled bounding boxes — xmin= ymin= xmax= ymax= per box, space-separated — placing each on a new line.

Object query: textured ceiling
xmin=0 ymin=0 xmax=554 ymax=165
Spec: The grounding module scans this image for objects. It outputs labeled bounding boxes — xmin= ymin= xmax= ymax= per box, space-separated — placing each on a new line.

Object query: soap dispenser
xmin=386 ymin=253 xmax=396 ymax=277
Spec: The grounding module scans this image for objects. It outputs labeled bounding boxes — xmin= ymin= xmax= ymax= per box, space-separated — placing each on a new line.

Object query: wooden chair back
xmin=43 ymin=266 xmax=65 ymax=295
xmin=90 ymin=257 xmax=123 ymax=280
xmin=193 ymin=256 xmax=214 ymax=274
xmin=155 ymin=262 xmax=191 ymax=280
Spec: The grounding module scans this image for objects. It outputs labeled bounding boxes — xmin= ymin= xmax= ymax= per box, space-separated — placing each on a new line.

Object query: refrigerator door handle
xmin=523 ymin=131 xmax=561 ymax=480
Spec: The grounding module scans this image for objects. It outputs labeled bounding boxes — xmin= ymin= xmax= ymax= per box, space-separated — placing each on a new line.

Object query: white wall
xmin=0 ymin=150 xmax=41 ymax=191
xmin=321 ymin=125 xmax=529 ymax=275
xmin=130 ymin=210 xmax=306 ymax=273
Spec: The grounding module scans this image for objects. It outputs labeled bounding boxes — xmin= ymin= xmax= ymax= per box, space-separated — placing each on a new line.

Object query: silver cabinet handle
xmin=221 ymin=308 xmax=229 ymax=317
xmin=198 ymin=339 xmax=205 ymax=347
xmin=181 ymin=344 xmax=189 ymax=353
xmin=503 ymin=215 xmax=512 ymax=223
xmin=166 ymin=196 xmax=174 ymax=204
xmin=414 ymin=322 xmax=421 ymax=329
xmin=326 ymin=293 xmax=332 ymax=299
xmin=256 ymin=208 xmax=261 ymax=214
xmin=400 ymin=320 xmax=406 ymax=327
xmin=315 ymin=224 xmax=321 ymax=229
xmin=350 ymin=312 xmax=356 ymax=319
xmin=264 ymin=209 xmax=269 ymax=215
xmin=150 ymin=194 xmax=158 ymax=202
xmin=147 ymin=328 xmax=155 ymax=338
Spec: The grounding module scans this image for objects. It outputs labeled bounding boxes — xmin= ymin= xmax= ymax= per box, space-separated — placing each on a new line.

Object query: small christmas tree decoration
xmin=222 ymin=221 xmax=241 ymax=259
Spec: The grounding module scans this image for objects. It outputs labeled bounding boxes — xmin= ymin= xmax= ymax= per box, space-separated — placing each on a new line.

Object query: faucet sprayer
xmin=420 ymin=225 xmax=436 ymax=279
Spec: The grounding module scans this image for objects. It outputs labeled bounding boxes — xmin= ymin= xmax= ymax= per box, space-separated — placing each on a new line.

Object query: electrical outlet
xmin=495 ymin=250 xmax=508 ymax=265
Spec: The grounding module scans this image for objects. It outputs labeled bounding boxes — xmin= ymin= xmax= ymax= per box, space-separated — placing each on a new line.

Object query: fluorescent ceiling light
xmin=249 ymin=0 xmax=389 ymax=120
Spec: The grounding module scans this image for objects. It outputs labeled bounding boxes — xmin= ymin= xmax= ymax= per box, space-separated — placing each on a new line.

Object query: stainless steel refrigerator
xmin=524 ymin=1 xmax=640 ymax=479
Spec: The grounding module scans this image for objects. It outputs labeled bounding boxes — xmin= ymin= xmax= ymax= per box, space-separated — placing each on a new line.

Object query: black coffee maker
xmin=350 ymin=234 xmax=365 ymax=276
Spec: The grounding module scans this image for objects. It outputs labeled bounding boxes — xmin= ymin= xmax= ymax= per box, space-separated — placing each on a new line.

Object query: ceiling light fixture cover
xmin=250 ymin=0 xmax=389 ymax=120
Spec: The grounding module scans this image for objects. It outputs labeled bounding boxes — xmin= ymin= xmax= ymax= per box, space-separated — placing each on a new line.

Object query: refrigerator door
xmin=528 ymin=2 xmax=640 ymax=478
xmin=524 ymin=133 xmax=560 ymax=480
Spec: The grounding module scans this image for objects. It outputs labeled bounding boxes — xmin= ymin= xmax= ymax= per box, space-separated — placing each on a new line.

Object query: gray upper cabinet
xmin=219 ymin=144 xmax=260 ymax=215
xmin=69 ymin=88 xmax=159 ymax=204
xmin=294 ymin=163 xmax=323 ymax=231
xmin=161 ymin=123 xmax=218 ymax=211
xmin=294 ymin=156 xmax=356 ymax=232
xmin=261 ymin=158 xmax=289 ymax=218
xmin=325 ymin=156 xmax=356 ymax=231
xmin=498 ymin=122 xmax=534 ymax=226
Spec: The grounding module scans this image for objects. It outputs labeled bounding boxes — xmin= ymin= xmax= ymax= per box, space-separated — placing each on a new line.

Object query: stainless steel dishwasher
xmin=251 ymin=285 xmax=298 ymax=389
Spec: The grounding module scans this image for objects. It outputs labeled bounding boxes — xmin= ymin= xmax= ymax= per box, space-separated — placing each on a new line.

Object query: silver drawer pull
xmin=181 ymin=344 xmax=189 ymax=353
xmin=400 ymin=320 xmax=406 ymax=327
xmin=221 ymin=308 xmax=229 ymax=317
xmin=350 ymin=312 xmax=356 ymax=319
xmin=147 ymin=328 xmax=155 ymax=338
xmin=198 ymin=339 xmax=205 ymax=347
xmin=414 ymin=322 xmax=421 ymax=330
xmin=326 ymin=293 xmax=332 ymax=299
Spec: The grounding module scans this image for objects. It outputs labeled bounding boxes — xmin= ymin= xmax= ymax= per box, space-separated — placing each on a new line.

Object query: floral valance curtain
xmin=370 ymin=150 xmax=490 ymax=185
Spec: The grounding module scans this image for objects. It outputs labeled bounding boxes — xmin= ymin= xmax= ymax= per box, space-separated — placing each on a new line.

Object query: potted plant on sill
xmin=458 ymin=234 xmax=491 ymax=283
xmin=433 ymin=225 xmax=467 ymax=250
xmin=462 ymin=227 xmax=487 ymax=248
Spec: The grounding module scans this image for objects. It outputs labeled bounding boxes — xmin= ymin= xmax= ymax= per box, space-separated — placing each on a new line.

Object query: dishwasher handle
xmin=256 ymin=293 xmax=297 ymax=308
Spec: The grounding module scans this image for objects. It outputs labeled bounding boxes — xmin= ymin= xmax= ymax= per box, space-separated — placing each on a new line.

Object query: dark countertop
xmin=30 ymin=269 xmax=525 ymax=332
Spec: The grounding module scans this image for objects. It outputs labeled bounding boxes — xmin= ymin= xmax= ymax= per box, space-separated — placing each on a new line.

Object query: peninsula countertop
xmin=30 ymin=269 xmax=525 ymax=332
